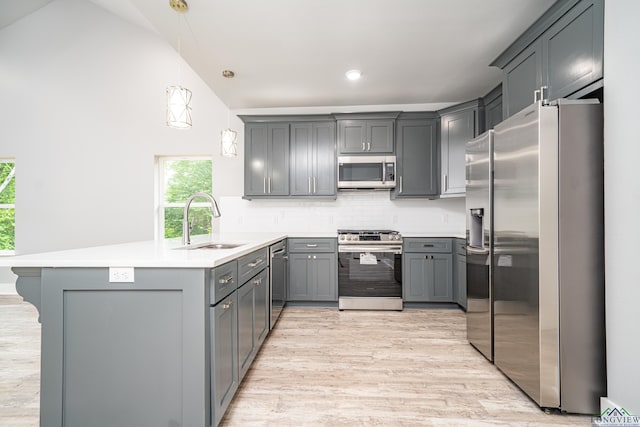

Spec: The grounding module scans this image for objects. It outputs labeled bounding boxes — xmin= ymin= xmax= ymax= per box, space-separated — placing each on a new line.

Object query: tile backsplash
xmin=219 ymin=191 xmax=465 ymax=233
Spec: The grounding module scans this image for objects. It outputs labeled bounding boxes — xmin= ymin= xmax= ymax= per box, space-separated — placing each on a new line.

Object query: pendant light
xmin=220 ymin=71 xmax=238 ymax=157
xmin=167 ymin=0 xmax=192 ymax=129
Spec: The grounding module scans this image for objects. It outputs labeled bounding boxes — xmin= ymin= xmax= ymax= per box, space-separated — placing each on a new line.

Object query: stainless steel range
xmin=337 ymin=229 xmax=403 ymax=310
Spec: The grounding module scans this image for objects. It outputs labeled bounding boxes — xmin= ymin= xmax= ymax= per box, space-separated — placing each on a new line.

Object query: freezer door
xmin=492 ymin=102 xmax=560 ymax=408
xmin=465 ymin=130 xmax=493 ymax=361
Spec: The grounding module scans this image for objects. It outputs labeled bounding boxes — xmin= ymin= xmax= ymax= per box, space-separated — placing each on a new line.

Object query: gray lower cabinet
xmin=453 ymin=239 xmax=467 ymax=310
xmin=237 ymin=267 xmax=269 ymax=380
xmin=438 ymin=101 xmax=482 ymax=197
xmin=337 ymin=118 xmax=395 ymax=154
xmin=392 ymin=115 xmax=438 ymax=198
xmin=287 ymin=238 xmax=338 ymax=301
xmin=244 ymin=123 xmax=290 ymax=197
xmin=403 ymin=238 xmax=454 ymax=302
xmin=211 ymin=291 xmax=238 ymax=426
xmin=290 ymin=122 xmax=336 ymax=197
xmin=496 ymin=0 xmax=604 ymax=119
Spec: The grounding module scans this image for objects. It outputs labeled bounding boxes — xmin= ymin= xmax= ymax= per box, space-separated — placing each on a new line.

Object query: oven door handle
xmin=338 ymin=245 xmax=403 ymax=254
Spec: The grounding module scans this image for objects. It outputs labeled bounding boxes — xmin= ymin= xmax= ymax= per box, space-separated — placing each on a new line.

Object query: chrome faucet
xmin=182 ymin=192 xmax=221 ymax=245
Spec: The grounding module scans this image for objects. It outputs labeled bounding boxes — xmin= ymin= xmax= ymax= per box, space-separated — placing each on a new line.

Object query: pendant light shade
xmin=221 ymin=128 xmax=238 ymax=157
xmin=166 ymin=85 xmax=192 ymax=129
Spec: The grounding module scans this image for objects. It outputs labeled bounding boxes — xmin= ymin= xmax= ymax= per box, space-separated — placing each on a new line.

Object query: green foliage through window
xmin=160 ymin=158 xmax=213 ymax=239
xmin=0 ymin=161 xmax=16 ymax=251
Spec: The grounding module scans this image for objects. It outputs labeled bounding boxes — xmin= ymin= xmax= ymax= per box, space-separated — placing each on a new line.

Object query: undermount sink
xmin=175 ymin=242 xmax=243 ymax=250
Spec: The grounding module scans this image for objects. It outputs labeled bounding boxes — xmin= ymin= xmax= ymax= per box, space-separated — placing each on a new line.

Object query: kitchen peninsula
xmin=2 ymin=233 xmax=287 ymax=427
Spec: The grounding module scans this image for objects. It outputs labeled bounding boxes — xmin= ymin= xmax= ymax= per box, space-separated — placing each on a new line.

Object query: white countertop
xmin=0 ymin=233 xmax=287 ymax=269
xmin=0 ymin=231 xmax=465 ymax=269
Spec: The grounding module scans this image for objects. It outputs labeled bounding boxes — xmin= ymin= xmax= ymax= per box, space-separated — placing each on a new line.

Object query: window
xmin=0 ymin=159 xmax=16 ymax=254
xmin=156 ymin=156 xmax=213 ymax=240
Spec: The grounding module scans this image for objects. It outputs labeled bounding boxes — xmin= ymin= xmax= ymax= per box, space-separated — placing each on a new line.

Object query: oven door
xmin=337 ymin=245 xmax=402 ymax=298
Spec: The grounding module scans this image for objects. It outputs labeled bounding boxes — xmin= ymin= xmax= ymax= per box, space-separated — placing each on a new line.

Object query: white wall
xmin=603 ymin=0 xmax=640 ymax=414
xmin=0 ymin=0 xmax=240 ymax=290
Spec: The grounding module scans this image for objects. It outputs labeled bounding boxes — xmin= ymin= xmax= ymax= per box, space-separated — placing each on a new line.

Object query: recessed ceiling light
xmin=222 ymin=70 xmax=235 ymax=78
xmin=345 ymin=69 xmax=362 ymax=81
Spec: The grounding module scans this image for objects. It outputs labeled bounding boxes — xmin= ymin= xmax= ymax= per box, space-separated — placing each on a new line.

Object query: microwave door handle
xmin=382 ymin=162 xmax=386 ymax=184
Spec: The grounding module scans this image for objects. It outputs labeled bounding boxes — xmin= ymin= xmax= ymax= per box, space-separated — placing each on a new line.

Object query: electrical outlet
xmin=109 ymin=267 xmax=135 ymax=283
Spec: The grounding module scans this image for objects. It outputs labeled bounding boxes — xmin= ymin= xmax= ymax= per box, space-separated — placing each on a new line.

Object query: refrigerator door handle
xmin=466 ymin=245 xmax=489 ymax=255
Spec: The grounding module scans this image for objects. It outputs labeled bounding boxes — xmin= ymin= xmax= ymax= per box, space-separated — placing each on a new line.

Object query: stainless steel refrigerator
xmin=465 ymin=129 xmax=494 ymax=363
xmin=466 ymin=99 xmax=607 ymax=414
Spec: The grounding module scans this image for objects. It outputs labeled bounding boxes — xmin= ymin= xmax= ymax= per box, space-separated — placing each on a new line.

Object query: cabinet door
xmin=210 ymin=294 xmax=238 ymax=426
xmin=503 ymin=39 xmax=542 ymax=119
xmin=485 ymin=94 xmax=503 ymax=131
xmin=338 ymin=120 xmax=366 ymax=153
xmin=312 ymin=122 xmax=336 ymax=196
xmin=288 ymin=253 xmax=313 ymax=300
xmin=237 ymin=282 xmax=255 ymax=379
xmin=252 ymin=269 xmax=269 ymax=346
xmin=394 ymin=119 xmax=437 ymax=198
xmin=403 ymin=253 xmax=429 ymax=302
xmin=267 ymin=124 xmax=290 ymax=196
xmin=542 ymin=0 xmax=603 ymax=101
xmin=429 ymin=254 xmax=453 ymax=302
xmin=290 ymin=123 xmax=313 ymax=196
xmin=457 ymin=255 xmax=467 ymax=309
xmin=313 ymin=253 xmax=338 ymax=301
xmin=367 ymin=120 xmax=394 ymax=153
xmin=244 ymin=124 xmax=268 ymax=196
xmin=441 ymin=108 xmax=475 ymax=196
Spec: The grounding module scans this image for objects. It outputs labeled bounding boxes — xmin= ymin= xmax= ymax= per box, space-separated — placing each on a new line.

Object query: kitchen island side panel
xmin=39 ymin=268 xmax=208 ymax=427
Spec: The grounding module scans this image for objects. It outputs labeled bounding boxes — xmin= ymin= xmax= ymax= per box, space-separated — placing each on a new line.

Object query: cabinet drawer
xmin=238 ymin=247 xmax=269 ymax=284
xmin=404 ymin=238 xmax=452 ymax=253
xmin=210 ymin=260 xmax=238 ymax=305
xmin=288 ymin=238 xmax=337 ymax=253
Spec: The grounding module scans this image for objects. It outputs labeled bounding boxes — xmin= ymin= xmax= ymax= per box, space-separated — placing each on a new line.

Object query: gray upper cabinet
xmin=392 ymin=114 xmax=438 ymax=199
xmin=335 ymin=113 xmax=399 ymax=154
xmin=290 ymin=122 xmax=336 ymax=197
xmin=493 ymin=0 xmax=604 ymax=119
xmin=483 ymin=84 xmax=503 ymax=131
xmin=541 ymin=0 xmax=604 ymax=101
xmin=439 ymin=100 xmax=482 ymax=197
xmin=244 ymin=123 xmax=289 ymax=197
xmin=502 ymin=39 xmax=543 ymax=119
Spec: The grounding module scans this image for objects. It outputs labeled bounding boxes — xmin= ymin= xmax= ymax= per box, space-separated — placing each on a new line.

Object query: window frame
xmin=155 ymin=155 xmax=213 ymax=241
xmin=0 ymin=158 xmax=16 ymax=256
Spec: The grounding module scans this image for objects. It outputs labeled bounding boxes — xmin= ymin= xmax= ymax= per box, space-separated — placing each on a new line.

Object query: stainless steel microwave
xmin=337 ymin=155 xmax=396 ymax=189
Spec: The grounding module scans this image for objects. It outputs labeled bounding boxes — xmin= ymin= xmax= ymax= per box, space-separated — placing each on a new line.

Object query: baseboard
xmin=0 ymin=282 xmax=17 ymax=295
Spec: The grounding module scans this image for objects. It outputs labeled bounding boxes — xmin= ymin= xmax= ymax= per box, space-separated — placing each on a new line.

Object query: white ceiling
xmin=3 ymin=0 xmax=557 ymax=110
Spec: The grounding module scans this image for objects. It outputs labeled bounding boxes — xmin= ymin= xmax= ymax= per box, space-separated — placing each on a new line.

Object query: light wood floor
xmin=1 ymin=296 xmax=592 ymax=426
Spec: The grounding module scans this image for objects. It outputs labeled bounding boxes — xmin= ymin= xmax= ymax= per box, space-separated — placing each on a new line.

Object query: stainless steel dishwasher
xmin=269 ymin=240 xmax=287 ymax=329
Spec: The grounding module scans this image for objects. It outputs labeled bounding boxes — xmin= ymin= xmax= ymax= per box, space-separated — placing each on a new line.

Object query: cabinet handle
xmin=313 ymin=255 xmax=317 ymax=259
xmin=218 ymin=275 xmax=234 ymax=285
xmin=308 ymin=176 xmax=312 ymax=193
xmin=306 ymin=244 xmax=318 ymax=248
xmin=268 ymin=177 xmax=272 ymax=194
xmin=248 ymin=258 xmax=263 ymax=267
xmin=443 ymin=174 xmax=448 ymax=192
xmin=367 ymin=142 xmax=371 ymax=151
xmin=362 ymin=142 xmax=366 ymax=151
xmin=222 ymin=299 xmax=233 ymax=310
xmin=399 ymin=176 xmax=403 ymax=193
xmin=253 ymin=277 xmax=263 ymax=286
xmin=423 ymin=244 xmax=434 ymax=248
xmin=263 ymin=177 xmax=267 ymax=194
xmin=313 ymin=177 xmax=316 ymax=193
xmin=425 ymin=255 xmax=433 ymax=260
